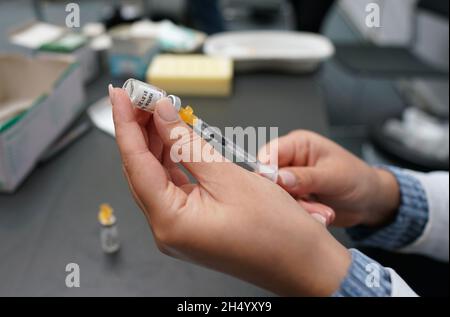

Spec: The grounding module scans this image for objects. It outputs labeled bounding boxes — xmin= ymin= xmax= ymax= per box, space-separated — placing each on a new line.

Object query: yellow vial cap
xmin=98 ymin=204 xmax=115 ymax=226
xmin=179 ymin=106 xmax=197 ymax=126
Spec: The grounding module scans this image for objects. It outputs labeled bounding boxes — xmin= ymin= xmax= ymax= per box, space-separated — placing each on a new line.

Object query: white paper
xmin=87 ymin=96 xmax=115 ymax=137
xmin=11 ymin=23 xmax=65 ymax=49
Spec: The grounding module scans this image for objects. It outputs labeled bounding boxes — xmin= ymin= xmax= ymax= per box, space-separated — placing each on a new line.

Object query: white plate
xmin=204 ymin=31 xmax=335 ymax=73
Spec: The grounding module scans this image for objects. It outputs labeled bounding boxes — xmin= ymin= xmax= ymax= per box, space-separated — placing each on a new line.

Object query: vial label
xmin=123 ymin=79 xmax=167 ymax=112
xmin=136 ymin=88 xmax=165 ymax=111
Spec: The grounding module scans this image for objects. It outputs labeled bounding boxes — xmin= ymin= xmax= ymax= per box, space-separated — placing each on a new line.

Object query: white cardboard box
xmin=0 ymin=54 xmax=85 ymax=192
xmin=9 ymin=21 xmax=99 ymax=83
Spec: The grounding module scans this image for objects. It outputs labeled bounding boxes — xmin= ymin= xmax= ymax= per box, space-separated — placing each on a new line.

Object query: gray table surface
xmin=0 ymin=71 xmax=330 ymax=296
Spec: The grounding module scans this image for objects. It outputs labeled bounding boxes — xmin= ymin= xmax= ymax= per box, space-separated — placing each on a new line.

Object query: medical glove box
xmin=0 ymin=54 xmax=85 ymax=192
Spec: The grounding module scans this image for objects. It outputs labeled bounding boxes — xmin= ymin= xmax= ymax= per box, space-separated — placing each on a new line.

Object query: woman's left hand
xmin=110 ymin=87 xmax=351 ymax=296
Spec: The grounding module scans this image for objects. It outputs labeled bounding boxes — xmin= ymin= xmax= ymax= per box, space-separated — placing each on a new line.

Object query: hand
xmin=259 ymin=130 xmax=401 ymax=228
xmin=110 ymin=87 xmax=351 ymax=296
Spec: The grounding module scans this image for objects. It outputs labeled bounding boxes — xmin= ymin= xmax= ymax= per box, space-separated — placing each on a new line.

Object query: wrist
xmin=285 ymin=226 xmax=352 ymax=296
xmin=361 ymin=168 xmax=401 ymax=228
xmin=309 ymin=235 xmax=352 ymax=296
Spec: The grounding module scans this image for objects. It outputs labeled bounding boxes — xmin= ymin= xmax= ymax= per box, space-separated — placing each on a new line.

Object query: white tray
xmin=204 ymin=31 xmax=335 ymax=73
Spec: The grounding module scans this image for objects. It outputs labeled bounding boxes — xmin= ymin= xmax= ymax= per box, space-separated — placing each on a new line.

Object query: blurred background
xmin=0 ymin=0 xmax=448 ymax=296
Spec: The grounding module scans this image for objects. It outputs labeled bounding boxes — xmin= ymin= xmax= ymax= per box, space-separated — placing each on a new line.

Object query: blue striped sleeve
xmin=346 ymin=166 xmax=429 ymax=250
xmin=333 ymin=249 xmax=392 ymax=297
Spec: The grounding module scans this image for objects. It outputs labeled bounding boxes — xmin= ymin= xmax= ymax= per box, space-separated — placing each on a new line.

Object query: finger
xmin=122 ymin=166 xmax=148 ymax=215
xmin=298 ymin=200 xmax=335 ymax=226
xmin=152 ymin=98 xmax=239 ymax=185
xmin=146 ymin=115 xmax=164 ymax=162
xmin=111 ymin=86 xmax=181 ymax=213
xmin=162 ymin=146 xmax=191 ymax=187
xmin=277 ymin=166 xmax=324 ymax=197
xmin=128 ymin=106 xmax=152 ymax=147
xmin=134 ymin=107 xmax=152 ymax=127
xmin=258 ymin=130 xmax=316 ymax=167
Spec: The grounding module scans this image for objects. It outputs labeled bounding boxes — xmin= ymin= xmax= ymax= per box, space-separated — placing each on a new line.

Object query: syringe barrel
xmin=193 ymin=119 xmax=278 ymax=182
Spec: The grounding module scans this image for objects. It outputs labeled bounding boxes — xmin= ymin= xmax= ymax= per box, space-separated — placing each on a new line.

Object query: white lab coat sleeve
xmin=399 ymin=171 xmax=449 ymax=262
xmin=386 ymin=268 xmax=418 ymax=297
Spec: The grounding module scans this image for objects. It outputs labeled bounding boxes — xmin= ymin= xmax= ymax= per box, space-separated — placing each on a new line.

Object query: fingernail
xmin=157 ymin=98 xmax=179 ymax=122
xmin=324 ymin=208 xmax=334 ymax=220
xmin=108 ymin=84 xmax=115 ymax=104
xmin=311 ymin=213 xmax=327 ymax=226
xmin=278 ymin=170 xmax=297 ymax=188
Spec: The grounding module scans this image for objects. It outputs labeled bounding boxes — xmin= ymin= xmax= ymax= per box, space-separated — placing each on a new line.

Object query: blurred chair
xmin=187 ymin=0 xmax=225 ymax=34
xmin=289 ymin=0 xmax=335 ymax=33
xmin=334 ymin=3 xmax=449 ymax=295
xmin=334 ymin=0 xmax=449 ymax=171
xmin=335 ymin=0 xmax=449 ymax=78
xmin=187 ymin=0 xmax=335 ymax=34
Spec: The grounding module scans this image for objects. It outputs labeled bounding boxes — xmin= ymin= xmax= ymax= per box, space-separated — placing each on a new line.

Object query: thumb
xmin=111 ymin=87 xmax=174 ymax=214
xmin=277 ymin=167 xmax=323 ymax=197
xmin=153 ymin=98 xmax=238 ymax=184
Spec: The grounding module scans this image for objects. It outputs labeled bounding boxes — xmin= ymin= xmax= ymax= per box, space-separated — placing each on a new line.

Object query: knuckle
xmin=155 ymin=239 xmax=172 ymax=255
xmin=152 ymin=215 xmax=183 ymax=251
xmin=301 ymin=173 xmax=312 ymax=186
xmin=153 ymin=225 xmax=178 ymax=251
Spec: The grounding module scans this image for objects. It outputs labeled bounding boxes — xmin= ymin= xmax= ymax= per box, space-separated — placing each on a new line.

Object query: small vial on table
xmin=98 ymin=204 xmax=120 ymax=254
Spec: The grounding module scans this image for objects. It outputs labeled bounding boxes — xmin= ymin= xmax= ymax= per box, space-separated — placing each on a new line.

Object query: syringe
xmin=123 ymin=79 xmax=278 ymax=182
xmin=192 ymin=116 xmax=278 ymax=182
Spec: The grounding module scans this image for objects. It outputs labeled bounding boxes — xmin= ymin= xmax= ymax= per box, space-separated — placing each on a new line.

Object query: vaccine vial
xmin=98 ymin=204 xmax=120 ymax=254
xmin=123 ymin=79 xmax=181 ymax=113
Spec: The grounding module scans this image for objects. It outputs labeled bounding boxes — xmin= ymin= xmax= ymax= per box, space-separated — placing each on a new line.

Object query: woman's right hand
xmin=259 ymin=130 xmax=401 ymax=228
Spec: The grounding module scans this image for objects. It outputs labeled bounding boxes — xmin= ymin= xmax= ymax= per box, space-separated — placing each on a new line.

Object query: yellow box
xmin=146 ymin=54 xmax=233 ymax=97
